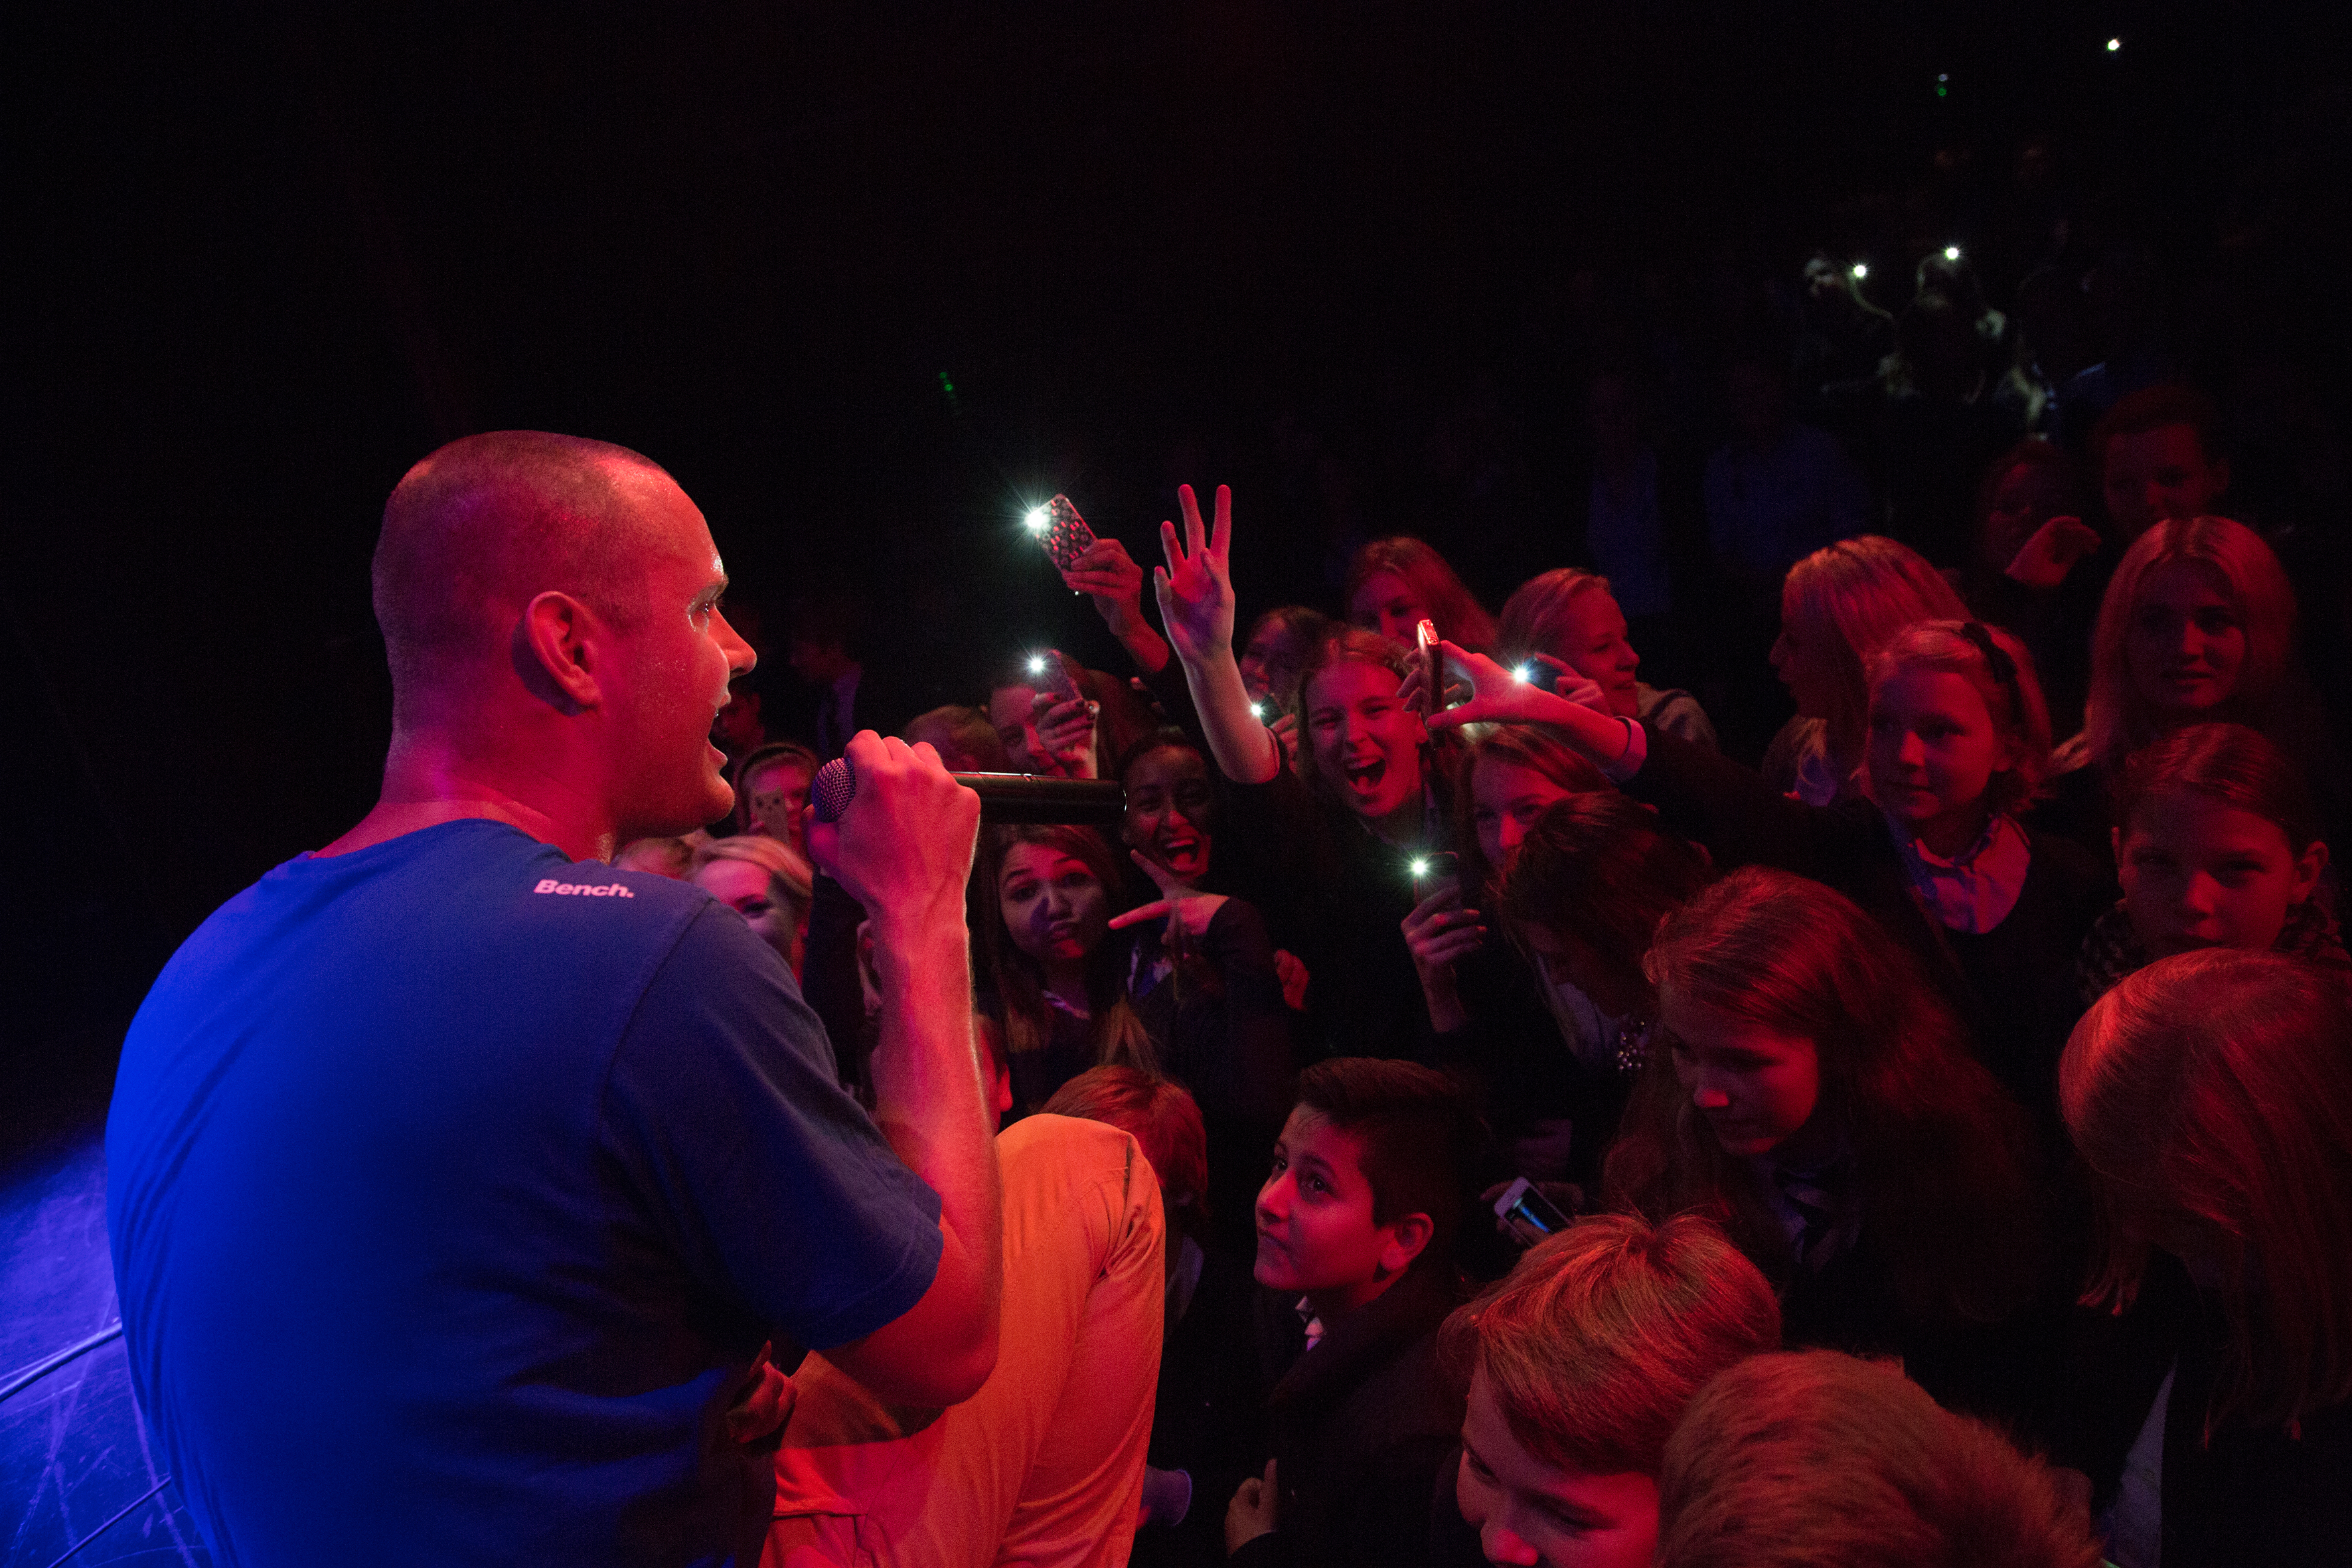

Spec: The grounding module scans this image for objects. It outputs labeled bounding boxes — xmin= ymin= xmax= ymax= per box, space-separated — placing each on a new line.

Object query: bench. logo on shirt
xmin=534 ymin=878 xmax=635 ymax=898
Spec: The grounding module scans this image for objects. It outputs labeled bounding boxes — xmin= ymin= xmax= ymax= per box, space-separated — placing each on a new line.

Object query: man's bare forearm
xmin=868 ymin=916 xmax=1002 ymax=1353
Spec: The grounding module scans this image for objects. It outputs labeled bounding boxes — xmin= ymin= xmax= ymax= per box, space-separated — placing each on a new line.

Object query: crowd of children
xmin=626 ymin=362 xmax=2352 ymax=1568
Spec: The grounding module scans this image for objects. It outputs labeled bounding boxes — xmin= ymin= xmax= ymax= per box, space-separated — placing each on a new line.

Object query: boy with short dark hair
xmin=2090 ymin=382 xmax=2230 ymax=542
xmin=1225 ymin=1058 xmax=1478 ymax=1565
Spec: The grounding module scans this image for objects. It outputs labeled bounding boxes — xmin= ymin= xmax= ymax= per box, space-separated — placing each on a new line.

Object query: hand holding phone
xmin=1492 ymin=1176 xmax=1573 ymax=1247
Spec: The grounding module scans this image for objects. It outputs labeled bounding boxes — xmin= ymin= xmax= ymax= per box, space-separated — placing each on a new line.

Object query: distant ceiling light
xmin=2107 ymin=37 xmax=2122 ymax=52
xmin=1851 ymin=262 xmax=1869 ymax=279
xmin=1944 ymin=245 xmax=1962 ymax=262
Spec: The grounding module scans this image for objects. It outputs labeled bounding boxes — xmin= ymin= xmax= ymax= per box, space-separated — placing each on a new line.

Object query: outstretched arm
xmin=1406 ymin=640 xmax=1634 ymax=771
xmin=1153 ymin=483 xmax=1280 ymax=786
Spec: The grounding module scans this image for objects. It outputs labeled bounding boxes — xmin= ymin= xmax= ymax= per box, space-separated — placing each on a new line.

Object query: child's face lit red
xmin=1472 ymin=757 xmax=1578 ymax=868
xmin=2126 ymin=563 xmax=2246 ymax=720
xmin=1305 ymin=661 xmax=1426 ymax=824
xmin=1122 ymin=745 xmax=1215 ymax=884
xmin=1660 ymin=990 xmax=1822 ymax=1160
xmin=2117 ymin=790 xmax=2327 ymax=959
xmin=995 ymin=843 xmax=1109 ymax=967
xmin=1351 ymin=570 xmax=1431 ymax=645
xmin=1455 ymin=1368 xmax=1659 ymax=1568
xmin=1254 ymin=1107 xmax=1419 ymax=1314
xmin=1865 ymin=666 xmax=2009 ymax=846
xmin=1543 ymin=591 xmax=1642 ymax=719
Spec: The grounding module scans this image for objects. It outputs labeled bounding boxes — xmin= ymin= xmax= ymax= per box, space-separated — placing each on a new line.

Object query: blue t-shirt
xmin=106 ymin=820 xmax=943 ymax=1567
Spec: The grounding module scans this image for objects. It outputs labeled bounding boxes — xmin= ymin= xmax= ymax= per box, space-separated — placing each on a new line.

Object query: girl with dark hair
xmin=1958 ymin=439 xmax=2103 ymax=734
xmin=977 ymin=821 xmax=1293 ymax=1220
xmin=2079 ymin=723 xmax=2343 ymax=1002
xmin=1346 ymin=536 xmax=1499 ymax=652
xmin=1105 ymin=732 xmax=1300 ymax=1255
xmin=2062 ymin=951 xmax=2352 ymax=1565
xmin=1603 ymin=867 xmax=2059 ymax=1432
xmin=978 ymin=824 xmax=1160 ymax=1109
xmin=1486 ymin=791 xmax=1718 ymax=1184
xmin=1150 ymin=485 xmax=1457 ymax=1064
xmin=1238 ymin=606 xmax=1331 ymax=770
xmin=1403 ymin=727 xmax=1612 ymax=1181
xmin=1413 ymin=621 xmax=2110 ymax=1121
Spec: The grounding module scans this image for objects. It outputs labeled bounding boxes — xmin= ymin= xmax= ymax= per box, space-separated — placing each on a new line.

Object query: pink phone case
xmin=1040 ymin=495 xmax=1098 ymax=572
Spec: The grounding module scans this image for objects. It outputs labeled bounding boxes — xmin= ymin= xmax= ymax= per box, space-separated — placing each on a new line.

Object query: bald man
xmin=106 ymin=433 xmax=1002 ymax=1568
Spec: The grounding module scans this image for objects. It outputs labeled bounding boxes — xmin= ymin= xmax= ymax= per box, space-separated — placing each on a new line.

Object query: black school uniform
xmin=1219 ymin=763 xmax=1445 ymax=1065
xmin=1230 ymin=1265 xmax=1470 ymax=1568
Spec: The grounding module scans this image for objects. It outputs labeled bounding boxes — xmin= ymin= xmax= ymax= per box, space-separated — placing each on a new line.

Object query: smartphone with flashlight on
xmin=1492 ymin=1176 xmax=1573 ymax=1248
xmin=1409 ymin=850 xmax=1460 ymax=890
xmin=1414 ymin=617 xmax=1445 ymax=714
xmin=1029 ymin=495 xmax=1099 ymax=574
xmin=1029 ymin=648 xmax=1087 ymax=705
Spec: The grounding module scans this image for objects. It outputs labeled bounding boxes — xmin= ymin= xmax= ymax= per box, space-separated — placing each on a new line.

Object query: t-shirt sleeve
xmin=599 ymin=903 xmax=945 ymax=1352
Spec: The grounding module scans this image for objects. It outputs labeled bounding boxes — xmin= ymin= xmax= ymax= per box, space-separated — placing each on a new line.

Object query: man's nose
xmin=714 ymin=611 xmax=755 ymax=674
xmin=1256 ymin=1173 xmax=1289 ymax=1223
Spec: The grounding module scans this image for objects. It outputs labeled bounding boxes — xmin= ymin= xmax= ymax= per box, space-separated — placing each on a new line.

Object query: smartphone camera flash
xmin=1512 ymin=663 xmax=1533 ymax=684
xmin=1023 ymin=507 xmax=1050 ymax=532
xmin=1026 ymin=654 xmax=1048 ymax=676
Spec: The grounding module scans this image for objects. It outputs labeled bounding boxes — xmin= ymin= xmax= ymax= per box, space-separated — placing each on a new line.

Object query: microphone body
xmin=811 ymin=759 xmax=1123 ymax=826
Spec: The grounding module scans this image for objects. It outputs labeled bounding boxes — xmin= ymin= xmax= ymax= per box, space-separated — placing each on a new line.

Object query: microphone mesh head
xmin=811 ymin=755 xmax=857 ymax=823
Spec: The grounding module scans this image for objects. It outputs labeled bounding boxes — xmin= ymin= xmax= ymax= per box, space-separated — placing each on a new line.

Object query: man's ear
xmin=514 ymin=591 xmax=603 ymax=714
xmin=1377 ymin=1212 xmax=1435 ymax=1279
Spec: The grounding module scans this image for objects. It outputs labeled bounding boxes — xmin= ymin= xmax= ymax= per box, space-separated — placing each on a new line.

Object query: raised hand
xmin=1029 ymin=692 xmax=1099 ymax=780
xmin=1152 ymin=483 xmax=1235 ymax=667
xmin=1063 ymin=537 xmax=1150 ymax=632
xmin=2005 ymin=514 xmax=2103 ymax=591
xmin=1108 ymin=848 xmax=1229 ymax=941
xmin=805 ymin=732 xmax=980 ymax=938
xmin=1401 ymin=882 xmax=1486 ymax=972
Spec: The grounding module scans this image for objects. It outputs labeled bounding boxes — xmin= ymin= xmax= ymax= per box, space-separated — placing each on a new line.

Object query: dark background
xmin=9 ymin=0 xmax=2350 ymax=1134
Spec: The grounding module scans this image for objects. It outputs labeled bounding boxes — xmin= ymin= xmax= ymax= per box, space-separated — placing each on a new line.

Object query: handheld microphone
xmin=811 ymin=758 xmax=1123 ymax=826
